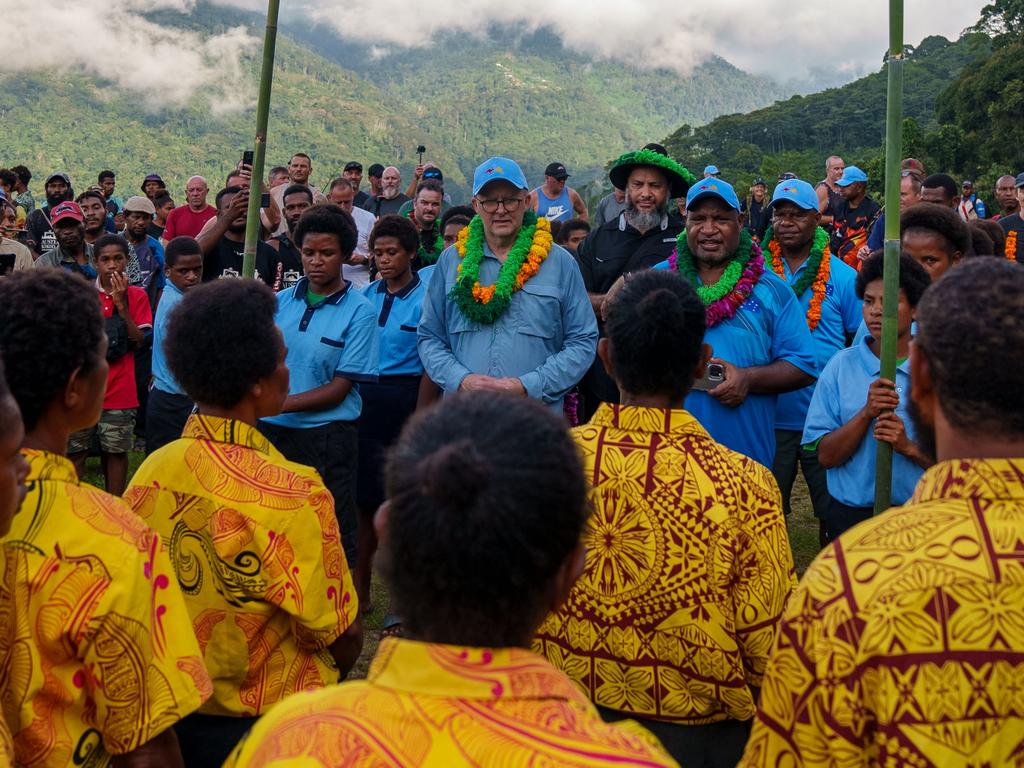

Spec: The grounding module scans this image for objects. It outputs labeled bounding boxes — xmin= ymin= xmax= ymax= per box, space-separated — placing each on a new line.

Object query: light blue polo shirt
xmin=262 ymin=277 xmax=379 ymax=429
xmin=151 ymin=281 xmax=186 ymax=395
xmin=362 ymin=273 xmax=428 ymax=376
xmin=774 ymin=255 xmax=862 ymax=431
xmin=418 ymin=243 xmax=597 ymax=411
xmin=652 ymin=261 xmax=817 ymax=467
xmin=802 ymin=336 xmax=923 ymax=507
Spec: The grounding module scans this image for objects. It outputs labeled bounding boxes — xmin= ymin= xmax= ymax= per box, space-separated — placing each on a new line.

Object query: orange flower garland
xmin=1006 ymin=230 xmax=1019 ymax=263
xmin=765 ymin=227 xmax=831 ymax=331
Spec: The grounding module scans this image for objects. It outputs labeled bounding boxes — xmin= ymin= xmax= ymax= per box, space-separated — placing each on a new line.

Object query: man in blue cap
xmin=761 ymin=179 xmax=861 ymax=540
xmin=830 ymin=165 xmax=880 ymax=268
xmin=633 ymin=178 xmax=817 ymax=466
xmin=703 ymin=165 xmax=720 ymax=178
xmin=418 ymin=157 xmax=597 ymax=411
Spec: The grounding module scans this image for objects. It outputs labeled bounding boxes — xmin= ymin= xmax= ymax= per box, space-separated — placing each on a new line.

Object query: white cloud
xmin=6 ymin=0 xmax=256 ymax=110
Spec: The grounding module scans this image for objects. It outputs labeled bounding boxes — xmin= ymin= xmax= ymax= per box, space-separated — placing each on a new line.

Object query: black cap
xmin=642 ymin=143 xmax=668 ymax=156
xmin=753 ymin=178 xmax=767 ymax=187
xmin=368 ymin=163 xmax=385 ymax=177
xmin=1016 ymin=172 xmax=1024 ymax=188
xmin=422 ymin=167 xmax=443 ymax=182
xmin=544 ymin=162 xmax=569 ymax=180
xmin=344 ymin=161 xmax=363 ymax=172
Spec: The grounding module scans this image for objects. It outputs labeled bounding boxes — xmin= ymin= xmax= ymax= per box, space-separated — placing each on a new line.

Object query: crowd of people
xmin=0 ymin=144 xmax=1022 ymax=768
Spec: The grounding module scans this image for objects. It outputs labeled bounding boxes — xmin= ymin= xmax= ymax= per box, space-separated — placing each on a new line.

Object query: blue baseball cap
xmin=703 ymin=165 xmax=720 ymax=176
xmin=768 ymin=179 xmax=819 ymax=211
xmin=835 ymin=165 xmax=868 ymax=187
xmin=686 ymin=178 xmax=741 ymax=212
xmin=472 ymin=157 xmax=528 ymax=196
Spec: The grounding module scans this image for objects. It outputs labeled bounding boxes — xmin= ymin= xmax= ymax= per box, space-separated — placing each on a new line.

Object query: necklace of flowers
xmin=451 ymin=210 xmax=553 ymax=324
xmin=408 ymin=211 xmax=445 ymax=266
xmin=668 ymin=229 xmax=764 ymax=327
xmin=763 ymin=226 xmax=831 ymax=331
xmin=1006 ymin=230 xmax=1019 ymax=262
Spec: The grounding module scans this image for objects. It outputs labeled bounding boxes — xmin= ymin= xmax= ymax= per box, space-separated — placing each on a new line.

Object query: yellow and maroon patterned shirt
xmin=0 ymin=449 xmax=211 ymax=767
xmin=741 ymin=458 xmax=1024 ymax=767
xmin=124 ymin=414 xmax=358 ymax=718
xmin=225 ymin=636 xmax=679 ymax=767
xmin=535 ymin=404 xmax=796 ymax=724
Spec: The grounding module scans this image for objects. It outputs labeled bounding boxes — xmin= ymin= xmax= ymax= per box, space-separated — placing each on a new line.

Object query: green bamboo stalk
xmin=873 ymin=0 xmax=905 ymax=514
xmin=242 ymin=0 xmax=281 ymax=279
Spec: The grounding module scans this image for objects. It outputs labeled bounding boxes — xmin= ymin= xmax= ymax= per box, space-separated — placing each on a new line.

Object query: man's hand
xmin=865 ymin=378 xmax=900 ymax=418
xmin=874 ymin=412 xmax=913 ymax=455
xmin=856 ymin=244 xmax=872 ymax=263
xmin=227 ymin=189 xmax=250 ymax=219
xmin=413 ymin=164 xmax=425 ymax=181
xmin=459 ymin=375 xmax=526 ymax=396
xmin=109 ymin=272 xmax=129 ymax=310
xmin=707 ymin=359 xmax=749 ymax=407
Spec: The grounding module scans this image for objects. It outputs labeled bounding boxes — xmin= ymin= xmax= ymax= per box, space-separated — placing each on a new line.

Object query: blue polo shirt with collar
xmin=773 ymin=254 xmax=862 ymax=431
xmin=262 ymin=277 xmax=379 ymax=429
xmin=417 ymin=243 xmax=597 ymax=412
xmin=652 ymin=261 xmax=817 ymax=467
xmin=362 ymin=272 xmax=428 ymax=376
xmin=802 ymin=335 xmax=923 ymax=507
xmin=151 ymin=281 xmax=186 ymax=395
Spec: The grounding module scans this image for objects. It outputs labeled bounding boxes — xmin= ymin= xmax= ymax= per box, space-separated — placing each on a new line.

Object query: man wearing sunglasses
xmin=418 ymin=156 xmax=597 ymax=412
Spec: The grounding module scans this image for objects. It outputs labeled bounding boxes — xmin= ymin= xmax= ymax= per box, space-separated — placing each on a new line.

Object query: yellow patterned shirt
xmin=535 ymin=404 xmax=796 ymax=724
xmin=124 ymin=414 xmax=358 ymax=717
xmin=225 ymin=637 xmax=679 ymax=767
xmin=0 ymin=450 xmax=211 ymax=767
xmin=741 ymin=458 xmax=1024 ymax=767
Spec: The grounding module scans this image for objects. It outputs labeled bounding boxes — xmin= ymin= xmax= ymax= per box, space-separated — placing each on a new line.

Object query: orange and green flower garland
xmin=451 ymin=210 xmax=552 ymax=324
xmin=762 ymin=226 xmax=831 ymax=331
xmin=1006 ymin=229 xmax=1019 ymax=262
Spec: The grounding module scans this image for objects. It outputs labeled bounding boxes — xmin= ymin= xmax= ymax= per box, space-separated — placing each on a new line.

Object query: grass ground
xmin=83 ymin=453 xmax=824 ymax=680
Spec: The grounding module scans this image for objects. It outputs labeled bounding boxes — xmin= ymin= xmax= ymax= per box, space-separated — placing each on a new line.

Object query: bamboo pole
xmin=242 ymin=0 xmax=280 ymax=278
xmin=873 ymin=0 xmax=905 ymax=514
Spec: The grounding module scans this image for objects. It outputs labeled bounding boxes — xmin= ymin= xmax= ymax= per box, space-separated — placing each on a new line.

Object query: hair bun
xmin=419 ymin=439 xmax=491 ymax=510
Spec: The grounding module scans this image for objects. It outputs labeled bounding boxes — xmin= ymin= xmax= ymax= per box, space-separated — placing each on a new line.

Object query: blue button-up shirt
xmin=802 ymin=336 xmax=922 ymax=507
xmin=362 ymin=273 xmax=428 ymax=376
xmin=263 ymin=278 xmax=379 ymax=429
xmin=417 ymin=242 xmax=597 ymax=410
xmin=151 ymin=281 xmax=186 ymax=395
xmin=774 ymin=255 xmax=862 ymax=431
xmin=652 ymin=262 xmax=817 ymax=466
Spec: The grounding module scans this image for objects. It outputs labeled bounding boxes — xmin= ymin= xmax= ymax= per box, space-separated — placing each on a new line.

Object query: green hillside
xmin=2 ymin=3 xmax=794 ymax=199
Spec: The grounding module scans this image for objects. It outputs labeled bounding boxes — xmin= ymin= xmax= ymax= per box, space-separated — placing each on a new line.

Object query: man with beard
xmin=367 ymin=166 xmax=410 ymax=218
xmin=33 ymin=201 xmax=95 ymax=279
xmin=76 ymin=189 xmax=109 ymax=246
xmin=267 ymin=184 xmax=312 ymax=292
xmin=418 ymin=156 xmax=597 ymax=413
xmin=25 ymin=172 xmax=74 ymax=255
xmin=343 ymin=162 xmax=370 ymax=209
xmin=163 ymin=175 xmax=218 ymax=241
xmin=743 ymin=258 xmax=1024 ymax=767
xmin=574 ymin=148 xmax=693 ymax=417
xmin=198 ymin=186 xmax=275 ymax=286
xmin=405 ymin=179 xmax=445 ymax=268
xmin=270 ymin=153 xmax=327 ymax=236
xmin=993 ymin=174 xmax=1021 ymax=220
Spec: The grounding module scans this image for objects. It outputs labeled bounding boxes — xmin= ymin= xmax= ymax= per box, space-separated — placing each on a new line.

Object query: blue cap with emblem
xmin=835 ymin=165 xmax=868 ymax=187
xmin=472 ymin=157 xmax=529 ymax=196
xmin=768 ymin=179 xmax=819 ymax=211
xmin=686 ymin=178 xmax=741 ymax=212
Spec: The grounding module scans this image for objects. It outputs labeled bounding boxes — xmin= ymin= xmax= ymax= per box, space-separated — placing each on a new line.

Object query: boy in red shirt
xmin=68 ymin=234 xmax=152 ymax=493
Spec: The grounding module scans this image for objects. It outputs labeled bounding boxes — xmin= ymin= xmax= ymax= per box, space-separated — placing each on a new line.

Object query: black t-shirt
xmin=26 ymin=207 xmax=57 ymax=255
xmin=203 ymin=236 xmax=275 ymax=287
xmin=366 ymin=194 xmax=411 ymax=218
xmin=1000 ymin=213 xmax=1024 ymax=262
xmin=575 ymin=214 xmax=684 ymax=295
xmin=267 ymin=234 xmax=304 ymax=291
xmin=830 ymin=196 xmax=881 ymax=265
xmin=742 ymin=198 xmax=770 ymax=240
xmin=148 ymin=222 xmax=165 ymax=240
xmin=353 ymin=190 xmax=371 ymax=209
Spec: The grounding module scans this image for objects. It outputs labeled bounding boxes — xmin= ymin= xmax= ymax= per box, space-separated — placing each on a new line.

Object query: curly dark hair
xmin=915 ymin=259 xmax=1024 ymax=437
xmin=292 ymin=203 xmax=357 ymax=256
xmin=0 ymin=271 xmax=105 ymax=431
xmin=382 ymin=393 xmax=588 ymax=646
xmin=605 ymin=269 xmax=706 ymax=397
xmin=440 ymin=205 xmax=475 ymax=230
xmin=164 ymin=237 xmax=202 ymax=267
xmin=970 ymin=220 xmax=1006 ymax=255
xmin=900 ymin=202 xmax=970 ymax=256
xmin=368 ymin=214 xmax=419 ymax=253
xmin=165 ymin=280 xmax=280 ymax=408
xmin=856 ymin=251 xmax=931 ymax=306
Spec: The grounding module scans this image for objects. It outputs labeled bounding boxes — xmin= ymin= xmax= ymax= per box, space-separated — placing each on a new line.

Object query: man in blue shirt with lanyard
xmin=260 ymin=205 xmax=378 ymax=566
xmin=146 ymin=236 xmax=203 ymax=453
xmin=418 ymin=157 xmax=597 ymax=413
xmin=647 ymin=179 xmax=817 ymax=467
xmin=762 ymin=180 xmax=861 ymax=536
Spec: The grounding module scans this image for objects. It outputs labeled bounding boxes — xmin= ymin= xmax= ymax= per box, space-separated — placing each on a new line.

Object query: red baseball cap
xmin=50 ymin=201 xmax=85 ymax=225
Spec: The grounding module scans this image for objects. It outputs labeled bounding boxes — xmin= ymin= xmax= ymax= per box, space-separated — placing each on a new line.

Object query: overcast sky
xmin=6 ymin=0 xmax=988 ymax=107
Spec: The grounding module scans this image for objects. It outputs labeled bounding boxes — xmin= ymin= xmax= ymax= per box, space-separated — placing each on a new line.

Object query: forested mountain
xmin=2 ymin=2 xmax=794 ymax=198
